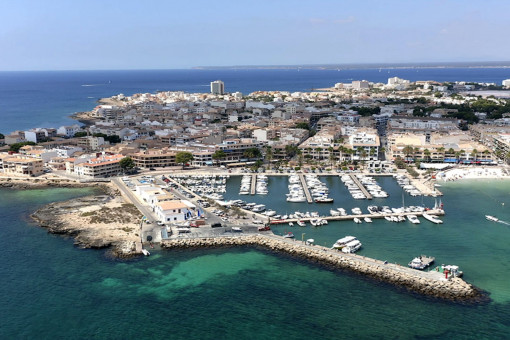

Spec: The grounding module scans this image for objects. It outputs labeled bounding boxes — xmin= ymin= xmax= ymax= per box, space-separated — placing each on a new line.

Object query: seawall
xmin=161 ymin=234 xmax=486 ymax=303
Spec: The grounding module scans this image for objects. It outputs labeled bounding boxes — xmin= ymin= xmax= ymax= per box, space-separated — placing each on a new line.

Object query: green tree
xmin=0 ymin=133 xmax=4 ymax=139
xmin=212 ymin=150 xmax=226 ymax=166
xmin=402 ymin=145 xmax=415 ymax=162
xmin=243 ymin=147 xmax=262 ymax=160
xmin=73 ymin=131 xmax=88 ymax=138
xmin=119 ymin=157 xmax=135 ymax=173
xmin=9 ymin=141 xmax=36 ymax=153
xmin=294 ymin=122 xmax=310 ymax=130
xmin=423 ymin=149 xmax=431 ymax=162
xmin=264 ymin=146 xmax=273 ymax=164
xmin=471 ymin=149 xmax=478 ymax=161
xmin=328 ymin=146 xmax=335 ymax=168
xmin=175 ymin=151 xmax=194 ymax=169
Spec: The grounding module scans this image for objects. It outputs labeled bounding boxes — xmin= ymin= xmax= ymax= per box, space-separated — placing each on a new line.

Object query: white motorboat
xmin=288 ymin=222 xmax=294 ymax=227
xmin=364 ymin=217 xmax=372 ymax=223
xmin=330 ymin=209 xmax=340 ymax=216
xmin=232 ymin=227 xmax=243 ymax=232
xmin=422 ymin=213 xmax=443 ymax=224
xmin=351 ymin=207 xmax=362 ymax=215
xmin=252 ymin=204 xmax=266 ymax=213
xmin=485 ymin=215 xmax=499 ymax=222
xmin=283 ymin=232 xmax=294 ymax=238
xmin=297 ymin=220 xmax=306 ymax=227
xmin=407 ymin=215 xmax=420 ymax=224
xmin=353 ymin=217 xmax=362 ymax=224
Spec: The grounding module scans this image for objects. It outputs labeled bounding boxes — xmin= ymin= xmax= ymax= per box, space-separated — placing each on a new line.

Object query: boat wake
xmin=497 ymin=220 xmax=510 ymax=226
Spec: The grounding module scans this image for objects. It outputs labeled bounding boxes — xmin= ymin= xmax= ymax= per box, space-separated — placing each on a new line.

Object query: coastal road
xmin=112 ymin=177 xmax=161 ymax=242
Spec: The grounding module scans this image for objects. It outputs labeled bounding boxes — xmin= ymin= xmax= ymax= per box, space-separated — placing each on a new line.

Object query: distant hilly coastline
xmin=193 ymin=61 xmax=510 ymax=70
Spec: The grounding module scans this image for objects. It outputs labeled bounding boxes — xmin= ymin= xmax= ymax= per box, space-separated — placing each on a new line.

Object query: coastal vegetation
xmin=175 ymin=151 xmax=194 ymax=169
xmin=9 ymin=141 xmax=36 ymax=152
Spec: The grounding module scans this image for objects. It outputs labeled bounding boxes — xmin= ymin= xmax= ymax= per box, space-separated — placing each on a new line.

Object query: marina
xmin=348 ymin=174 xmax=373 ymax=199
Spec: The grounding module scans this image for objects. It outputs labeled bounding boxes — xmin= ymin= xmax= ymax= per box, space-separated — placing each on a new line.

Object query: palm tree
xmin=297 ymin=150 xmax=303 ymax=168
xmin=265 ymin=146 xmax=273 ymax=165
xmin=482 ymin=149 xmax=490 ymax=161
xmin=328 ymin=146 xmax=335 ymax=169
xmin=437 ymin=147 xmax=445 ymax=162
xmin=423 ymin=149 xmax=431 ymax=162
xmin=471 ymin=149 xmax=478 ymax=161
xmin=403 ymin=145 xmax=415 ymax=162
xmin=455 ymin=151 xmax=462 ymax=163
xmin=360 ymin=150 xmax=368 ymax=169
xmin=315 ymin=147 xmax=323 ymax=160
xmin=212 ymin=150 xmax=226 ymax=166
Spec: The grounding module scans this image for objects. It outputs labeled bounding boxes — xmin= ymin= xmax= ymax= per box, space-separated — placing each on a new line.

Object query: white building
xmin=503 ymin=79 xmax=510 ymax=88
xmin=210 ymin=80 xmax=225 ymax=95
xmin=57 ymin=125 xmax=81 ymax=138
xmin=155 ymin=201 xmax=194 ymax=223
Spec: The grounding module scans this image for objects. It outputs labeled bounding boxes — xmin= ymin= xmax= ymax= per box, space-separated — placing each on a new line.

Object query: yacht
xmin=315 ymin=197 xmax=334 ymax=203
xmin=407 ymin=215 xmax=420 ymax=224
xmin=364 ymin=217 xmax=372 ymax=223
xmin=288 ymin=222 xmax=294 ymax=227
xmin=330 ymin=209 xmax=340 ymax=216
xmin=353 ymin=217 xmax=362 ymax=224
xmin=422 ymin=213 xmax=443 ymax=224
xmin=337 ymin=208 xmax=347 ymax=216
xmin=351 ymin=207 xmax=362 ymax=215
xmin=297 ymin=220 xmax=306 ymax=227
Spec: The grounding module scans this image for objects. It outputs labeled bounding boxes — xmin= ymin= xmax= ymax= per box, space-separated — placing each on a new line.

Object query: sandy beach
xmin=436 ymin=166 xmax=510 ymax=181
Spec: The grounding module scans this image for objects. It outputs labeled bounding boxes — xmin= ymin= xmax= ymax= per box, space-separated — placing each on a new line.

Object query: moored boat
xmin=422 ymin=213 xmax=443 ymax=224
xmin=364 ymin=217 xmax=372 ymax=223
xmin=408 ymin=255 xmax=435 ymax=270
xmin=283 ymin=232 xmax=294 ymax=238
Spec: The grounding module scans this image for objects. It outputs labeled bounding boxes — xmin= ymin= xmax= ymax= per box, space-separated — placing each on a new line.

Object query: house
xmin=155 ymin=201 xmax=192 ymax=223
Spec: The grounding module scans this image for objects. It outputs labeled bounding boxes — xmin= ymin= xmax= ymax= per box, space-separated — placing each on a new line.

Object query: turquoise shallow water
xmin=1 ymin=179 xmax=510 ymax=339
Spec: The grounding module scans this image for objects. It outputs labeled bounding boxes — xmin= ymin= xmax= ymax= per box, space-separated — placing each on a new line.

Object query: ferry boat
xmin=485 ymin=215 xmax=499 ymax=222
xmin=332 ymin=236 xmax=358 ymax=249
xmin=408 ymin=255 xmax=435 ymax=270
xmin=252 ymin=204 xmax=266 ymax=213
xmin=341 ymin=240 xmax=362 ymax=253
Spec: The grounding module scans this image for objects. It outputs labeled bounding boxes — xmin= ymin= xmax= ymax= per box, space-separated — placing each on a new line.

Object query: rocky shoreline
xmin=0 ymin=177 xmax=107 ymax=191
xmin=162 ymin=235 xmax=488 ymax=303
xmin=30 ymin=190 xmax=143 ymax=259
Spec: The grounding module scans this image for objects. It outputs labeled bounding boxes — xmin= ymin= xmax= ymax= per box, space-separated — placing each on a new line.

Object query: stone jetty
xmin=161 ymin=234 xmax=485 ymax=303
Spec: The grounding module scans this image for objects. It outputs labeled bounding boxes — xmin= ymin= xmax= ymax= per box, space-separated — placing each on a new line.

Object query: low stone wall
xmin=161 ymin=235 xmax=486 ymax=303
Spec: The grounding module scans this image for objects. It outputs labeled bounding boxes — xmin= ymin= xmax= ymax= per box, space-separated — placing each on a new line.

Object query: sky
xmin=0 ymin=0 xmax=509 ymax=71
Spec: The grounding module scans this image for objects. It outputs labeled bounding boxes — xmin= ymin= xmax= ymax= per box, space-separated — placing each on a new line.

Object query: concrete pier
xmin=270 ymin=209 xmax=445 ymax=224
xmin=298 ymin=174 xmax=313 ymax=203
xmin=349 ymin=174 xmax=373 ymax=200
xmin=250 ymin=174 xmax=257 ymax=195
xmin=161 ymin=234 xmax=484 ymax=302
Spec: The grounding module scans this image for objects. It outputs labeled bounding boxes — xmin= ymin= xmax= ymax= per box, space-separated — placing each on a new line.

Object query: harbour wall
xmin=161 ymin=234 xmax=486 ymax=303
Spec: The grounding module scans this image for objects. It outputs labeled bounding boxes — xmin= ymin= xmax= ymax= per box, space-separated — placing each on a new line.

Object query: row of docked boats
xmin=332 ymin=236 xmax=362 ymax=253
xmin=287 ymin=174 xmax=307 ymax=202
xmin=357 ymin=175 xmax=388 ymax=198
xmin=394 ymin=174 xmax=423 ymax=196
xmin=305 ymin=174 xmax=334 ymax=203
xmin=170 ymin=174 xmax=228 ymax=198
xmin=340 ymin=175 xmax=367 ymax=199
xmin=239 ymin=175 xmax=252 ymax=195
xmin=255 ymin=174 xmax=268 ymax=195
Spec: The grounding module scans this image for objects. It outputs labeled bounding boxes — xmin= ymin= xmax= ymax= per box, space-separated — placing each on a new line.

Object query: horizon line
xmin=2 ymin=61 xmax=510 ymax=72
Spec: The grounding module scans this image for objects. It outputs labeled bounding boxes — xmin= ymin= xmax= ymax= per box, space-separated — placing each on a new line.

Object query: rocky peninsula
xmin=162 ymin=235 xmax=487 ymax=303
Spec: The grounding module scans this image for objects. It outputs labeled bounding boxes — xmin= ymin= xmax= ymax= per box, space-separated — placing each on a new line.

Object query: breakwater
xmin=161 ymin=234 xmax=486 ymax=303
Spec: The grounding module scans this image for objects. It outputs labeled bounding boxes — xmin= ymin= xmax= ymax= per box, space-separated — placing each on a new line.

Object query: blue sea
xmin=1 ymin=179 xmax=510 ymax=339
xmin=1 ymin=67 xmax=510 ymax=134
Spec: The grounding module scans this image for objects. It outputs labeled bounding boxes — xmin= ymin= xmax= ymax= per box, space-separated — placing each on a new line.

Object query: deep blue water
xmin=1 ymin=68 xmax=510 ymax=133
xmin=2 ymin=179 xmax=510 ymax=339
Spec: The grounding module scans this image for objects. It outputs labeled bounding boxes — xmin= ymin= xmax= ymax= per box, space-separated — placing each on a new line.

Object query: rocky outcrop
xmin=161 ymin=235 xmax=487 ymax=303
xmin=31 ymin=194 xmax=141 ymax=259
